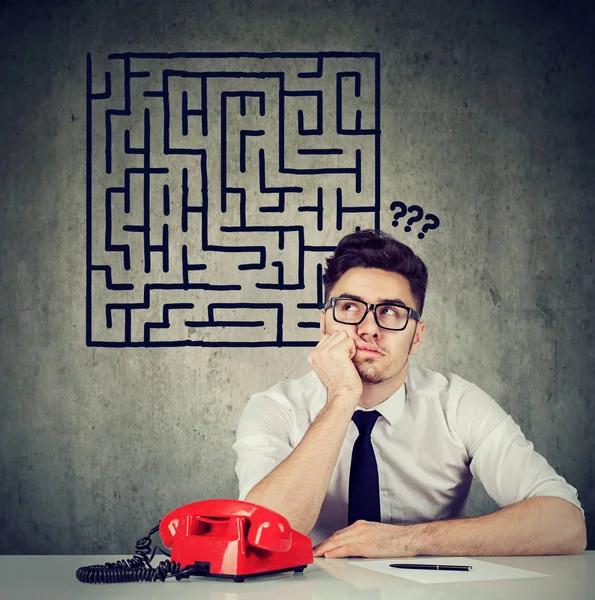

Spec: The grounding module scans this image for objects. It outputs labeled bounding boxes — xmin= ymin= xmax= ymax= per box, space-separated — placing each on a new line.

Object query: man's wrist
xmin=322 ymin=393 xmax=359 ymax=418
xmin=401 ymin=521 xmax=431 ymax=556
xmin=327 ymin=389 xmax=360 ymax=404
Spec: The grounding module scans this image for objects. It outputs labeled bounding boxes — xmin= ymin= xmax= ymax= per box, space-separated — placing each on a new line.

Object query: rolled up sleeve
xmin=456 ymin=384 xmax=584 ymax=518
xmin=231 ymin=394 xmax=295 ymax=500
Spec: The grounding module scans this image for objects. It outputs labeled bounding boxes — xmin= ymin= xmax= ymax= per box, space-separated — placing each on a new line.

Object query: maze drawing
xmin=86 ymin=52 xmax=381 ymax=347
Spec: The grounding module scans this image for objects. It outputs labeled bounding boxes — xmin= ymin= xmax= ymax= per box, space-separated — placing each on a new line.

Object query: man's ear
xmin=409 ymin=320 xmax=425 ymax=355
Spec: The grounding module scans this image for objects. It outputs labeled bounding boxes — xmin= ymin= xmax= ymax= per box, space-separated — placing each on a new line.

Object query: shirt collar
xmin=355 ymin=380 xmax=407 ymax=427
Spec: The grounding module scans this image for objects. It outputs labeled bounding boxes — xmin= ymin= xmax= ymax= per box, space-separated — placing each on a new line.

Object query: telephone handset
xmin=76 ymin=498 xmax=313 ymax=584
xmin=160 ymin=499 xmax=313 ymax=581
xmin=161 ymin=498 xmax=292 ymax=552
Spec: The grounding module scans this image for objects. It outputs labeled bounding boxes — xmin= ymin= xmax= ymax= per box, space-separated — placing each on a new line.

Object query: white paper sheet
xmin=347 ymin=556 xmax=552 ymax=584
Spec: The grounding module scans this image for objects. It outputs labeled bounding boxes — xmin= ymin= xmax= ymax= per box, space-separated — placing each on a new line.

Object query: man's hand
xmin=307 ymin=330 xmax=363 ymax=400
xmin=312 ymin=520 xmax=418 ymax=558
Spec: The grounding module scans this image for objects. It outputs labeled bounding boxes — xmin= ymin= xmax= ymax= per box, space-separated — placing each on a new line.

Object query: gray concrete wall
xmin=1 ymin=0 xmax=593 ymax=554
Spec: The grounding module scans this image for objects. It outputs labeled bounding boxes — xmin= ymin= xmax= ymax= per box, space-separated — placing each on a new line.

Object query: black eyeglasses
xmin=323 ymin=297 xmax=421 ymax=331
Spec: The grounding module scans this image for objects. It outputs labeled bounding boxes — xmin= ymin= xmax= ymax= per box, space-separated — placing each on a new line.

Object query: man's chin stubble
xmin=355 ymin=361 xmax=386 ymax=384
xmin=355 ymin=355 xmax=409 ymax=385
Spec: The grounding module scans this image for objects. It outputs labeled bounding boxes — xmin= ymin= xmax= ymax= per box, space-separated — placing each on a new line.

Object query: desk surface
xmin=1 ymin=552 xmax=593 ymax=600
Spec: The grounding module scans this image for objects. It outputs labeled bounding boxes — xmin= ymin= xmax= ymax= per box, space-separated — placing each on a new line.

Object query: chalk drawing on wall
xmin=86 ymin=52 xmax=380 ymax=347
xmin=390 ymin=201 xmax=440 ymax=239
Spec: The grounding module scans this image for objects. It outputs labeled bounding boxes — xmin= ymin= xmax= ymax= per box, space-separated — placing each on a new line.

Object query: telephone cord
xmin=76 ymin=523 xmax=198 ymax=583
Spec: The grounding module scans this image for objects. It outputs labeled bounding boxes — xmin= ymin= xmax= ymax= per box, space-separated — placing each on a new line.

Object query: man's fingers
xmin=313 ymin=529 xmax=357 ymax=556
xmin=315 ymin=539 xmax=356 ymax=558
xmin=309 ymin=333 xmax=335 ymax=359
xmin=323 ymin=545 xmax=354 ymax=558
xmin=314 ymin=330 xmax=349 ymax=351
xmin=311 ymin=331 xmax=358 ymax=366
xmin=314 ymin=544 xmax=339 ymax=557
xmin=325 ymin=331 xmax=356 ymax=353
xmin=318 ymin=330 xmax=345 ymax=345
xmin=313 ymin=333 xmax=330 ymax=349
xmin=313 ymin=536 xmax=336 ymax=556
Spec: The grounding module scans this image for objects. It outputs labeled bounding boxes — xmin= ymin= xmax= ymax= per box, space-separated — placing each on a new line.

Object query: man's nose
xmin=357 ymin=308 xmax=380 ymax=334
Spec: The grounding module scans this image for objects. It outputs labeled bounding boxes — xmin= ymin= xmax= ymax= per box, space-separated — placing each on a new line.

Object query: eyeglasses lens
xmin=334 ymin=299 xmax=408 ymax=330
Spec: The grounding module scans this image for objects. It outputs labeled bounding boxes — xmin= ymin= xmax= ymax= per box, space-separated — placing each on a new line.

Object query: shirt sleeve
xmin=455 ymin=383 xmax=584 ymax=518
xmin=231 ymin=393 xmax=295 ymax=501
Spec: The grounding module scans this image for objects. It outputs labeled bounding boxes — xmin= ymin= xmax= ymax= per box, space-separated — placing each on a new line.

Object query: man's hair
xmin=322 ymin=229 xmax=429 ymax=316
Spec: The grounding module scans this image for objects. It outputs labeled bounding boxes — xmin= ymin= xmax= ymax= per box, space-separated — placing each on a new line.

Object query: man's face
xmin=319 ymin=267 xmax=425 ymax=385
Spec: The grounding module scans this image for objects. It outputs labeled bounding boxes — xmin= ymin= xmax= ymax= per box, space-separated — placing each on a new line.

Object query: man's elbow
xmin=563 ymin=505 xmax=587 ymax=555
xmin=570 ymin=518 xmax=587 ymax=554
xmin=565 ymin=529 xmax=587 ymax=555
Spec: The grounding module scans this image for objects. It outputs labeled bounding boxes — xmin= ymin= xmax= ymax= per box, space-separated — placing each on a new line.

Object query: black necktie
xmin=348 ymin=410 xmax=382 ymax=525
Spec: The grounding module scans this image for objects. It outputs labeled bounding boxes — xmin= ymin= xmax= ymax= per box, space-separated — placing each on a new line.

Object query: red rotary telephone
xmin=159 ymin=499 xmax=313 ymax=581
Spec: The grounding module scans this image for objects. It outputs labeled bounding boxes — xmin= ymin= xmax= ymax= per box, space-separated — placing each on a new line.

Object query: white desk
xmin=1 ymin=552 xmax=593 ymax=600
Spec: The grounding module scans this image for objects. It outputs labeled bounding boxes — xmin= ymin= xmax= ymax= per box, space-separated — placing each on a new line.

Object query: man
xmin=232 ymin=229 xmax=586 ymax=558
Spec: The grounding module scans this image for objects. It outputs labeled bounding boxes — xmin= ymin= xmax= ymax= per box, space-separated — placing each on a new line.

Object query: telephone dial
xmin=76 ymin=499 xmax=313 ymax=583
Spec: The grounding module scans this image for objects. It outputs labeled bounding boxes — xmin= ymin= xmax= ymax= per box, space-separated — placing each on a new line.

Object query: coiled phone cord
xmin=76 ymin=523 xmax=200 ymax=583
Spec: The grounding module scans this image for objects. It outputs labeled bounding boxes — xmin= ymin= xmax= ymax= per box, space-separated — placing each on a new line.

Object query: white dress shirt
xmin=232 ymin=366 xmax=584 ymax=546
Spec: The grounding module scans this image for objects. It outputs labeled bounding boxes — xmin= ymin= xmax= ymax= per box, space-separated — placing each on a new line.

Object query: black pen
xmin=390 ymin=564 xmax=472 ymax=571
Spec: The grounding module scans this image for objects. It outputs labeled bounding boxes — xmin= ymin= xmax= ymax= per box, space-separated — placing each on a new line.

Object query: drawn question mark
xmin=405 ymin=205 xmax=424 ymax=232
xmin=419 ymin=214 xmax=440 ymax=239
xmin=390 ymin=201 xmax=407 ymax=228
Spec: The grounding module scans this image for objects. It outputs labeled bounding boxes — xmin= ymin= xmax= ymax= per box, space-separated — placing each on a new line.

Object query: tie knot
xmin=352 ymin=410 xmax=381 ymax=436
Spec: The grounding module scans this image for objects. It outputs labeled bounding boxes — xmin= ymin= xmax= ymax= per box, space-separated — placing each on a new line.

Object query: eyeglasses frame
xmin=323 ymin=296 xmax=421 ymax=331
